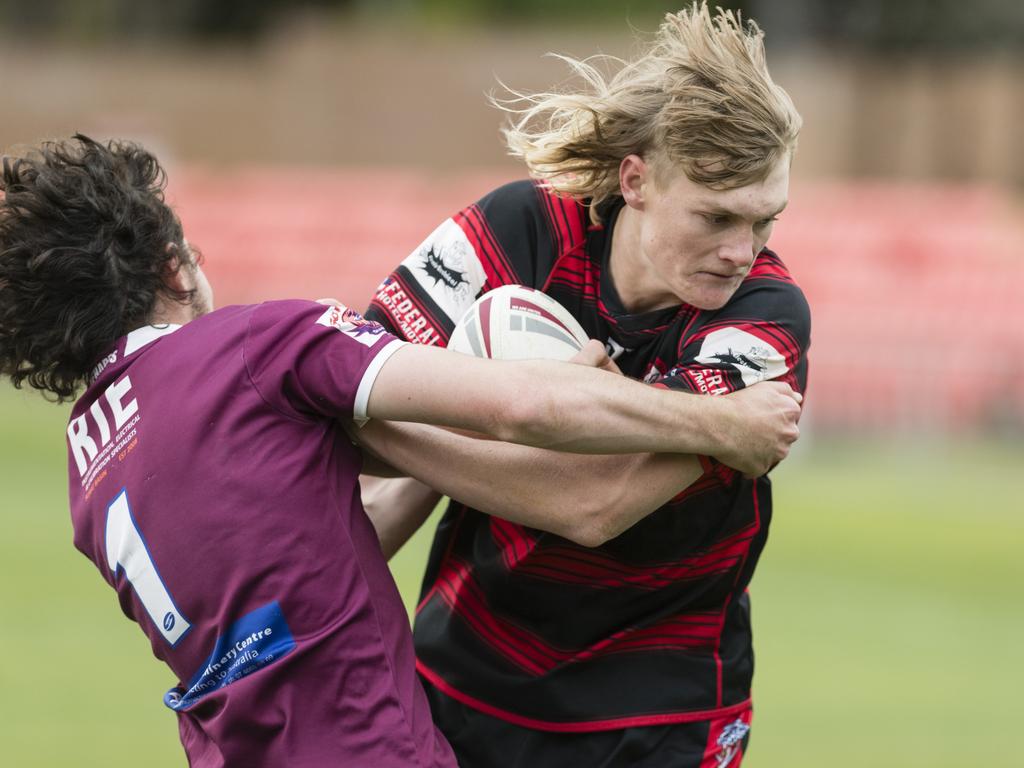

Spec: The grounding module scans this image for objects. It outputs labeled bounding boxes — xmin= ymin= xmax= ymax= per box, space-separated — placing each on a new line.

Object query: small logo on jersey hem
xmin=715 ymin=718 xmax=750 ymax=767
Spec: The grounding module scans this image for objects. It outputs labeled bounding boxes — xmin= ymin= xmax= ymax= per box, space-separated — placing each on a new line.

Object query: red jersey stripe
xmin=418 ymin=659 xmax=753 ymax=733
xmin=455 ymin=205 xmax=518 ymax=287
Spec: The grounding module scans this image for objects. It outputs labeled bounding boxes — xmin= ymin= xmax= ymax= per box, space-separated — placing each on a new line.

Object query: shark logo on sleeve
xmin=406 ymin=218 xmax=487 ymax=321
xmin=707 ymin=349 xmax=767 ymax=375
xmin=695 ymin=327 xmax=788 ymax=387
xmin=423 ymin=247 xmax=468 ymax=290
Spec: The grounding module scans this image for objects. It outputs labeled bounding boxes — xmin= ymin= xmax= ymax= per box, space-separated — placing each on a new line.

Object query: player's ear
xmin=161 ymin=242 xmax=195 ymax=294
xmin=619 ymin=154 xmax=649 ymax=211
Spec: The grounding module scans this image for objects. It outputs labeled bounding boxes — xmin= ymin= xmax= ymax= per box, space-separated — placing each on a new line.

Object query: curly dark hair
xmin=0 ymin=134 xmax=195 ymax=401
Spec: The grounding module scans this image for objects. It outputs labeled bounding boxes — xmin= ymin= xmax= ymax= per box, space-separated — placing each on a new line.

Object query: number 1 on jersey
xmin=105 ymin=489 xmax=191 ymax=645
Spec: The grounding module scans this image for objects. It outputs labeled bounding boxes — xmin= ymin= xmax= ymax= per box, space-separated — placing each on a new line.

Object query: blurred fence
xmin=3 ymin=29 xmax=1022 ymax=185
xmin=170 ymin=168 xmax=1024 ymax=436
xmin=773 ymin=181 xmax=1024 ymax=434
xmin=3 ymin=17 xmax=1022 ymax=436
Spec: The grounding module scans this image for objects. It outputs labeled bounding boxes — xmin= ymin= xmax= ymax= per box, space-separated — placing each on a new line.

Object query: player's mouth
xmin=697 ymin=270 xmax=742 ymax=281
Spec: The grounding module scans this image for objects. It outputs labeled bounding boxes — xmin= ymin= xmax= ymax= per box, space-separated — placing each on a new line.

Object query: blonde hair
xmin=498 ymin=2 xmax=802 ymax=221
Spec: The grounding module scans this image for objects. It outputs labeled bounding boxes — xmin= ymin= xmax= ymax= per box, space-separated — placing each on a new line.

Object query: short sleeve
xmin=243 ymin=300 xmax=405 ymax=423
xmin=655 ymin=273 xmax=810 ymax=485
xmin=658 ymin=276 xmax=811 ymax=398
xmin=365 ymin=181 xmax=544 ymax=346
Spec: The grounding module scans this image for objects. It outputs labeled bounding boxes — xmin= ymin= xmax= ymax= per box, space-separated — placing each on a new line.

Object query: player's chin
xmin=686 ymin=288 xmax=737 ymax=312
xmin=682 ymin=276 xmax=742 ymax=311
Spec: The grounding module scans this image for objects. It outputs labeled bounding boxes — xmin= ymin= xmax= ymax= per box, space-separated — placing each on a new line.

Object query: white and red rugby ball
xmin=448 ymin=285 xmax=589 ymax=361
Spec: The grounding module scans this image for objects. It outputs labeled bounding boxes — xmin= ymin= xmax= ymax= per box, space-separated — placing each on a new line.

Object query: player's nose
xmin=718 ymin=229 xmax=757 ymax=270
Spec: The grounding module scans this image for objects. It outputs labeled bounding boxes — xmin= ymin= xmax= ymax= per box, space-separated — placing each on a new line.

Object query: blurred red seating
xmin=169 ymin=170 xmax=1024 ymax=434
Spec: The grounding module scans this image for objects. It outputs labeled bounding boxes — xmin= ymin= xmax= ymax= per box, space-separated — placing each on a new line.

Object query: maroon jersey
xmin=366 ymin=181 xmax=811 ymax=730
xmin=66 ymin=300 xmax=455 ymax=767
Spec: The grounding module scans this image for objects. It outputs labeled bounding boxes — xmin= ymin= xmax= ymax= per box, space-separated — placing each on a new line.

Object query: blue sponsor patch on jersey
xmin=164 ymin=601 xmax=295 ymax=711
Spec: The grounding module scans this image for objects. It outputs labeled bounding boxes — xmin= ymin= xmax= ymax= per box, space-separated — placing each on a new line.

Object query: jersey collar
xmin=124 ymin=324 xmax=183 ymax=356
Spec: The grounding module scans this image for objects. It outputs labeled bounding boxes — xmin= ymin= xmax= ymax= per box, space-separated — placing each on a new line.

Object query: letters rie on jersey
xmin=67 ymin=374 xmax=141 ymax=497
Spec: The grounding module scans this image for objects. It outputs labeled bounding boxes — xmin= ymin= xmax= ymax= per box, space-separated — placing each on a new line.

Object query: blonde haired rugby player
xmin=361 ymin=3 xmax=809 ymax=766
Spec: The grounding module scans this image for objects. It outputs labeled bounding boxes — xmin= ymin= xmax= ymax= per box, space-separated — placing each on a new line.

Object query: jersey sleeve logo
xmin=316 ymin=304 xmax=388 ymax=347
xmin=406 ymin=218 xmax=487 ymax=323
xmin=694 ymin=327 xmax=788 ymax=386
xmin=423 ymin=246 xmax=468 ymax=290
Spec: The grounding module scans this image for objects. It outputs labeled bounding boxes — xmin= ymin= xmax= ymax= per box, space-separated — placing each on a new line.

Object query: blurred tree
xmin=750 ymin=0 xmax=1024 ymax=52
xmin=0 ymin=0 xmax=1020 ymax=49
xmin=0 ymin=0 xmax=354 ymax=40
xmin=369 ymin=0 xmax=746 ymax=26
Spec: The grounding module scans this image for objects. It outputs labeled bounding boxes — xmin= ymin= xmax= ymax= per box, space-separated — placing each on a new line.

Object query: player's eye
xmin=702 ymin=213 xmax=730 ymax=226
xmin=755 ymin=217 xmax=779 ymax=229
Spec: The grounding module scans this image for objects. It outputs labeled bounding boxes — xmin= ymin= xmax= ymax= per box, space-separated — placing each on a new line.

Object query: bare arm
xmin=356 ymin=420 xmax=699 ymax=548
xmin=366 ymin=343 xmax=801 ymax=459
xmin=359 ymin=342 xmax=800 ymax=551
xmin=358 ymin=475 xmax=441 ymax=559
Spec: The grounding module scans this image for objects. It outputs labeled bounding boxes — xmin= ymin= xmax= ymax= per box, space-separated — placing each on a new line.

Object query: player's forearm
xmin=502 ymin=359 xmax=730 ymax=456
xmin=369 ymin=345 xmax=727 ymax=456
xmin=356 ymin=419 xmax=702 ymax=546
xmin=483 ymin=360 xmax=800 ymax=476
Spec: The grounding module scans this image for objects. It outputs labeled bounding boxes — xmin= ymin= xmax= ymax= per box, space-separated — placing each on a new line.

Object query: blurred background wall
xmin=3 ymin=0 xmax=1021 ymax=434
xmin=0 ymin=2 xmax=1021 ymax=767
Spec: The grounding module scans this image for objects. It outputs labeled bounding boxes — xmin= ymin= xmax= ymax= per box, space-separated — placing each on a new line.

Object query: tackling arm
xmin=366 ymin=343 xmax=800 ymax=459
xmin=359 ymin=343 xmax=800 ymax=550
xmin=356 ymin=420 xmax=699 ymax=548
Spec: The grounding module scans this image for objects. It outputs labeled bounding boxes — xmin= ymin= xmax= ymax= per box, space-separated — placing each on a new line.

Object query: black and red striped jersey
xmin=366 ymin=180 xmax=811 ymax=731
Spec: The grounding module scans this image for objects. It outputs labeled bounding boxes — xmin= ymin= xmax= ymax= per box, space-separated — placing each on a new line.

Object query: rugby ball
xmin=448 ymin=285 xmax=589 ymax=361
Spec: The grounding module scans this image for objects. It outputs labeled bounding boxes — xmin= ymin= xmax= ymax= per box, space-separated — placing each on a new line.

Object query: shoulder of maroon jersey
xmin=75 ymin=307 xmax=249 ymax=402
xmin=248 ymin=298 xmax=324 ymax=324
xmin=73 ymin=347 xmax=131 ymax=418
xmin=72 ymin=304 xmax=301 ymax=416
xmin=744 ymin=248 xmax=797 ymax=285
xmin=256 ymin=297 xmax=388 ymax=327
xmin=246 ymin=299 xmax=390 ymax=346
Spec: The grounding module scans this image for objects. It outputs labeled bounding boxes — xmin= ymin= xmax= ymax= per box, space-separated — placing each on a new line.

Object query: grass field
xmin=2 ymin=384 xmax=1021 ymax=767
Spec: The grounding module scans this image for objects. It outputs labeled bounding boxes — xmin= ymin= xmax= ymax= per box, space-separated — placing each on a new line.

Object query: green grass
xmin=2 ymin=385 xmax=1021 ymax=766
xmin=0 ymin=388 xmax=182 ymax=765
xmin=754 ymin=439 xmax=1024 ymax=767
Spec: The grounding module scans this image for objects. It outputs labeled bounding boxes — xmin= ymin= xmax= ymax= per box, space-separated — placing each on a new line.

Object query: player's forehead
xmin=670 ymin=156 xmax=790 ymax=220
